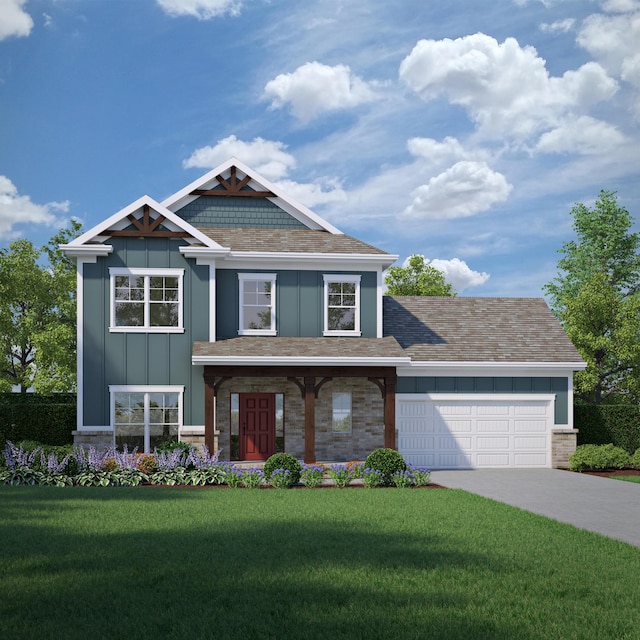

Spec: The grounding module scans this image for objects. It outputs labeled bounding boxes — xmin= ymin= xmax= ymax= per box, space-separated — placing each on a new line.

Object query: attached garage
xmin=397 ymin=394 xmax=556 ymax=469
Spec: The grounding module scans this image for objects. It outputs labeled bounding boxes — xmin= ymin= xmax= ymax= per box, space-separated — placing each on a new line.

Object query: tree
xmin=544 ymin=191 xmax=640 ymax=404
xmin=385 ymin=254 xmax=456 ymax=297
xmin=0 ymin=220 xmax=81 ymax=393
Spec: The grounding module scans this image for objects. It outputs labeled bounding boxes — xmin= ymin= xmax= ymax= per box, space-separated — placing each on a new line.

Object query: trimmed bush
xmin=575 ymin=404 xmax=640 ymax=454
xmin=569 ymin=444 xmax=630 ymax=472
xmin=631 ymin=448 xmax=640 ymax=469
xmin=364 ymin=448 xmax=406 ymax=486
xmin=263 ymin=453 xmax=302 ymax=484
xmin=0 ymin=393 xmax=75 ymax=446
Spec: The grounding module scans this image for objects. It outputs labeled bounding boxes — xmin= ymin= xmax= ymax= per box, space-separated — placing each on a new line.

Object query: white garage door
xmin=397 ymin=394 xmax=555 ymax=469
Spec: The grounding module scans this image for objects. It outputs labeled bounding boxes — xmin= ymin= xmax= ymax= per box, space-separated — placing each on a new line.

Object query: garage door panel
xmin=515 ymin=403 xmax=547 ymax=415
xmin=477 ymin=437 xmax=510 ymax=450
xmin=477 ymin=404 xmax=510 ymax=416
xmin=477 ymin=420 xmax=510 ymax=432
xmin=397 ymin=396 xmax=553 ymax=469
xmin=477 ymin=453 xmax=510 ymax=467
xmin=514 ymin=420 xmax=546 ymax=432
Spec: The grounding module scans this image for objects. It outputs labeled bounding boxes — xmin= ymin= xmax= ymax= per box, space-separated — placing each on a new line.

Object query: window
xmin=238 ymin=273 xmax=277 ymax=335
xmin=111 ymin=386 xmax=182 ymax=453
xmin=332 ymin=392 xmax=352 ymax=433
xmin=323 ymin=274 xmax=361 ymax=336
xmin=110 ymin=268 xmax=184 ymax=332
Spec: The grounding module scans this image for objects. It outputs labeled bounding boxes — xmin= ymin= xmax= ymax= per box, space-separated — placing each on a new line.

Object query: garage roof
xmin=383 ymin=296 xmax=584 ymax=364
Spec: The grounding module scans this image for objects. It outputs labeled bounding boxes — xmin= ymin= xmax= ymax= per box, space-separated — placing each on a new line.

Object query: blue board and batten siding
xmin=216 ymin=269 xmax=379 ymax=339
xmin=397 ymin=376 xmax=569 ymax=424
xmin=82 ymin=237 xmax=209 ymax=428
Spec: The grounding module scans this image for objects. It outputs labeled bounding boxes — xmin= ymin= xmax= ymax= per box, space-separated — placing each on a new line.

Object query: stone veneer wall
xmin=551 ymin=429 xmax=578 ymax=468
xmin=72 ymin=430 xmax=113 ymax=450
xmin=215 ymin=376 xmax=385 ymax=462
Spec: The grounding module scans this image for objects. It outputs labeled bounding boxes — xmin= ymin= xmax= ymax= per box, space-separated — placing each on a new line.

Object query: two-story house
xmin=61 ymin=158 xmax=585 ymax=469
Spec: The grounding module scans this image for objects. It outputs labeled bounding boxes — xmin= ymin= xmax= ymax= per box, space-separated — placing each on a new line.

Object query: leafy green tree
xmin=0 ymin=221 xmax=81 ymax=393
xmin=544 ymin=191 xmax=640 ymax=404
xmin=385 ymin=254 xmax=456 ymax=297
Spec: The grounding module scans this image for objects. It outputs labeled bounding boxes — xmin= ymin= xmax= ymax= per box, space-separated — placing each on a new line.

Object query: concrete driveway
xmin=430 ymin=469 xmax=640 ymax=548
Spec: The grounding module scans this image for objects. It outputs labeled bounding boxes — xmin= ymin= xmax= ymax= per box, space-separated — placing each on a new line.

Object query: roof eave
xmin=192 ymin=355 xmax=412 ymax=367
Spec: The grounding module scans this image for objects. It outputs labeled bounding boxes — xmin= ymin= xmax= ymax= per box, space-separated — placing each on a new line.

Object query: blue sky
xmin=1 ymin=0 xmax=639 ymax=297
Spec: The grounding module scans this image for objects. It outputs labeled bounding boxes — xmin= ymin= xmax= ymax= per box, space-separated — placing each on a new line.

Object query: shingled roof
xmin=196 ymin=228 xmax=390 ymax=255
xmin=383 ymin=296 xmax=584 ymax=363
xmin=193 ymin=336 xmax=408 ymax=363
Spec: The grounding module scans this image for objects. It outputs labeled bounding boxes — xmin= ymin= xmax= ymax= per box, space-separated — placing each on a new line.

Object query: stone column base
xmin=551 ymin=429 xmax=578 ymax=469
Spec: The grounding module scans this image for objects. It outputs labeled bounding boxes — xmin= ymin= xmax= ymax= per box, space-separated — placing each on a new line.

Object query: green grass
xmin=612 ymin=475 xmax=640 ymax=484
xmin=1 ymin=487 xmax=640 ymax=640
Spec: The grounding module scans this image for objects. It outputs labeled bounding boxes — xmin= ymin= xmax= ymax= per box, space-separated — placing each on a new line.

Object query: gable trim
xmin=163 ymin=158 xmax=343 ymax=235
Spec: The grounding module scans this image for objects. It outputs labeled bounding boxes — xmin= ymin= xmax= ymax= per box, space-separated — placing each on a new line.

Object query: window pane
xmin=244 ymin=306 xmax=271 ymax=330
xmin=150 ymin=302 xmax=179 ymax=327
xmin=328 ymin=307 xmax=355 ymax=331
xmin=115 ymin=302 xmax=144 ymax=326
xmin=149 ymin=423 xmax=178 ymax=451
xmin=332 ymin=392 xmax=352 ymax=433
xmin=115 ymin=392 xmax=145 ymax=451
xmin=231 ymin=394 xmax=239 ymax=460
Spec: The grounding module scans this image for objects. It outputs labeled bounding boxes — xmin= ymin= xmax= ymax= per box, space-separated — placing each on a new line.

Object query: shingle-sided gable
xmin=383 ymin=296 xmax=583 ymax=363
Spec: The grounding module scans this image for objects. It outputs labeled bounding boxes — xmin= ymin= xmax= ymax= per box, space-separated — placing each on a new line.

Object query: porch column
xmin=204 ymin=374 xmax=216 ymax=453
xmin=384 ymin=374 xmax=396 ymax=449
xmin=304 ymin=376 xmax=316 ymax=464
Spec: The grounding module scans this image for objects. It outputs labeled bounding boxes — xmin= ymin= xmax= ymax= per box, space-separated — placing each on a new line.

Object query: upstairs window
xmin=238 ymin=273 xmax=277 ymax=336
xmin=109 ymin=268 xmax=184 ymax=332
xmin=323 ymin=274 xmax=361 ymax=336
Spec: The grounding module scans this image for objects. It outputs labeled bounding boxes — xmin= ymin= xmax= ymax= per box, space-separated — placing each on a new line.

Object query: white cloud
xmin=577 ymin=11 xmax=640 ymax=75
xmin=183 ymin=135 xmax=296 ymax=181
xmin=0 ymin=176 xmax=69 ymax=238
xmin=399 ymin=34 xmax=618 ymax=142
xmin=429 ymin=257 xmax=490 ymax=291
xmin=404 ymin=161 xmax=512 ymax=220
xmin=540 ymin=18 xmax=575 ymax=33
xmin=276 ymin=178 xmax=347 ymax=208
xmin=0 ymin=0 xmax=33 ymax=40
xmin=536 ymin=115 xmax=626 ymax=154
xmin=155 ymin=0 xmax=241 ymax=19
xmin=264 ymin=61 xmax=378 ymax=122
xmin=407 ymin=136 xmax=469 ymax=166
xmin=602 ymin=0 xmax=640 ymax=12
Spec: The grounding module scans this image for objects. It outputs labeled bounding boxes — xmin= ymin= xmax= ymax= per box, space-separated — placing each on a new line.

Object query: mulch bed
xmin=582 ymin=468 xmax=640 ymax=478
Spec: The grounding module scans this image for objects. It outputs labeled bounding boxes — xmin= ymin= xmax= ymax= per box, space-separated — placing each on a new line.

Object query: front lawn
xmin=1 ymin=487 xmax=639 ymax=640
xmin=612 ymin=475 xmax=640 ymax=484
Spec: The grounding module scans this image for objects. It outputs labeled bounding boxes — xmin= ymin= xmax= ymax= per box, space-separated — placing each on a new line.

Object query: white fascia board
xmin=162 ymin=157 xmax=343 ymax=234
xmin=179 ymin=246 xmax=230 ymax=262
xmin=63 ymin=196 xmax=226 ymax=250
xmin=59 ymin=244 xmax=113 ymax=260
xmin=221 ymin=252 xmax=399 ymax=271
xmin=397 ymin=393 xmax=557 ymax=403
xmin=192 ymin=355 xmax=412 ymax=367
xmin=397 ymin=361 xmax=587 ymax=377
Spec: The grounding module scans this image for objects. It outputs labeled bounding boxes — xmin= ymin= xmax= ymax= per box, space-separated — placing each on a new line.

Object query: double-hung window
xmin=110 ymin=385 xmax=183 ymax=453
xmin=332 ymin=392 xmax=352 ymax=433
xmin=323 ymin=274 xmax=361 ymax=336
xmin=110 ymin=267 xmax=184 ymax=332
xmin=238 ymin=273 xmax=277 ymax=335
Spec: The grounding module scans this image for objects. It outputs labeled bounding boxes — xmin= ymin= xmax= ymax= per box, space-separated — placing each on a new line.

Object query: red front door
xmin=239 ymin=393 xmax=275 ymax=461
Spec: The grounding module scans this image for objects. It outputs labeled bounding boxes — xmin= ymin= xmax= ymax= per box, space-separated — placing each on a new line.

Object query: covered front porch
xmin=192 ymin=337 xmax=410 ymax=464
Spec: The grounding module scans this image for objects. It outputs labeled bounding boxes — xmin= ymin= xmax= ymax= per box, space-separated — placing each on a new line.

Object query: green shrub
xmin=364 ymin=448 xmax=406 ymax=486
xmin=569 ymin=444 xmax=630 ymax=472
xmin=154 ymin=441 xmax=192 ymax=456
xmin=631 ymin=448 xmax=640 ymax=469
xmin=575 ymin=404 xmax=640 ymax=453
xmin=263 ymin=453 xmax=301 ymax=484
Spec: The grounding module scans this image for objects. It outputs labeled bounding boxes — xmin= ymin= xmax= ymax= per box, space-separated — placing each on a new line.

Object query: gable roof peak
xmin=162 ymin=158 xmax=343 ymax=235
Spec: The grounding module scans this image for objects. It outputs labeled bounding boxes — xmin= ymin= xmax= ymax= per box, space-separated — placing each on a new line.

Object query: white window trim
xmin=238 ymin=273 xmax=277 ymax=336
xmin=323 ymin=274 xmax=361 ymax=336
xmin=110 ymin=385 xmax=184 ymax=453
xmin=109 ymin=267 xmax=184 ymax=333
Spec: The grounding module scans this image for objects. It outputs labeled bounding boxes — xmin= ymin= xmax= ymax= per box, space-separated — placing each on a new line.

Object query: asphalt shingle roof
xmin=193 ymin=336 xmax=407 ymax=360
xmin=383 ymin=296 xmax=583 ymax=363
xmin=196 ymin=228 xmax=390 ymax=255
